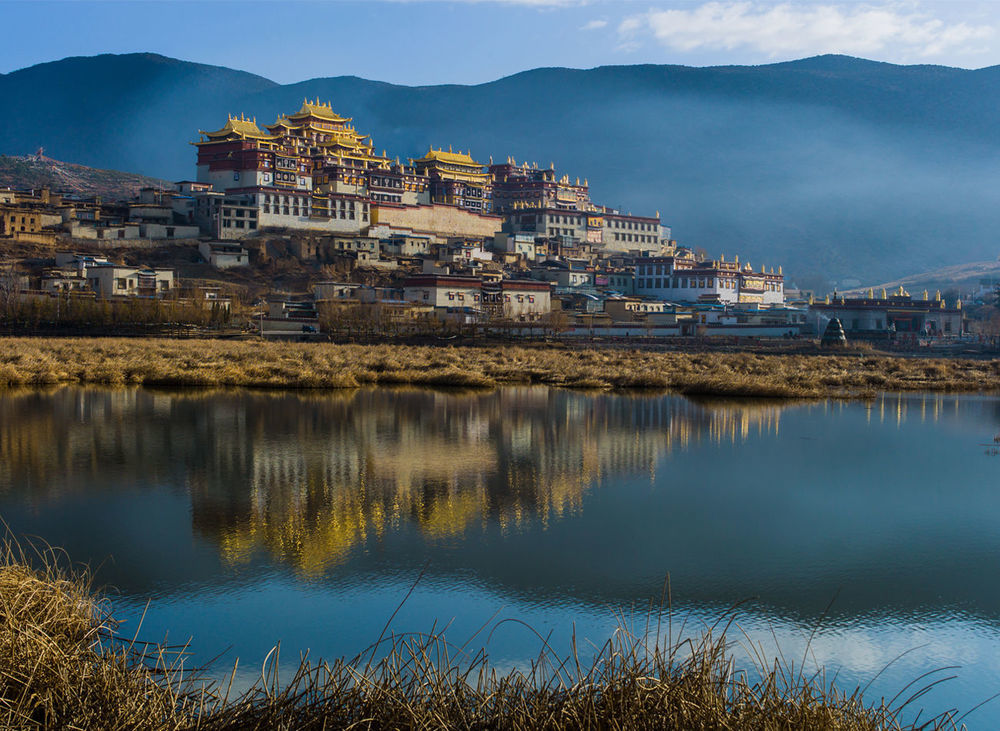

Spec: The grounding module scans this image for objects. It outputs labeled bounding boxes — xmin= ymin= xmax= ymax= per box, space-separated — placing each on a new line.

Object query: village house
xmin=199 ymin=241 xmax=250 ymax=269
xmin=494 ymin=279 xmax=552 ymax=321
xmin=401 ymin=273 xmax=552 ymax=322
xmin=85 ymin=263 xmax=175 ymax=299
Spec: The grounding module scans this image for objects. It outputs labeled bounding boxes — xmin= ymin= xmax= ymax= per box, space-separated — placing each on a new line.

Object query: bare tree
xmin=0 ymin=270 xmax=24 ymax=323
xmin=542 ymin=309 xmax=570 ymax=339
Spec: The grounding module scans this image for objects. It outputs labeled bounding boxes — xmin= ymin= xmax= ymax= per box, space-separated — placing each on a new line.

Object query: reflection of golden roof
xmin=418 ymin=492 xmax=482 ymax=539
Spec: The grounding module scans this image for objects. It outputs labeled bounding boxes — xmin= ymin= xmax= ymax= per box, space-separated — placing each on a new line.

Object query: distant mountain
xmin=0 ymin=154 xmax=170 ymax=200
xmin=0 ymin=54 xmax=276 ymax=181
xmin=3 ymin=52 xmax=1000 ymax=286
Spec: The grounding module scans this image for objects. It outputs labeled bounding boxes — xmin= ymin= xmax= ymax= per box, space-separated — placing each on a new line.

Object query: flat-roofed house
xmin=86 ymin=264 xmax=174 ymax=299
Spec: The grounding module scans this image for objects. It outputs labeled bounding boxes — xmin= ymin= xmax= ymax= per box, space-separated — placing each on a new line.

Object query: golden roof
xmin=288 ymin=98 xmax=348 ymax=122
xmin=199 ymin=114 xmax=279 ymax=142
xmin=319 ymin=135 xmax=371 ymax=150
xmin=414 ymin=146 xmax=483 ymax=167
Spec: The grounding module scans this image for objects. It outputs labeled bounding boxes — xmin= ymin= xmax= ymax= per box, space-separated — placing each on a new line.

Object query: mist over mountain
xmin=2 ymin=52 xmax=999 ymax=286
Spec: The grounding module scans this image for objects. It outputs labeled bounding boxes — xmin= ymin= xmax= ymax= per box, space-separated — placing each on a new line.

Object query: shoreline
xmin=0 ymin=541 xmax=948 ymax=729
xmin=0 ymin=336 xmax=997 ymax=398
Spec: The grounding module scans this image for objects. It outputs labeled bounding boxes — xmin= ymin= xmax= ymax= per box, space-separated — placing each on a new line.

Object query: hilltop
xmin=4 ymin=52 xmax=1000 ymax=286
xmin=0 ymin=154 xmax=171 ymax=201
xmin=843 ymin=259 xmax=1000 ymax=299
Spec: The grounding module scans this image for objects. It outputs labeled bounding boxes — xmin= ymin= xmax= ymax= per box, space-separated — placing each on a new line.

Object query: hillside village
xmin=0 ymin=99 xmax=971 ymax=343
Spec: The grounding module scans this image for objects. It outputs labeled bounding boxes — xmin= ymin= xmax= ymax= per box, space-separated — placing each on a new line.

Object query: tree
xmin=0 ymin=271 xmax=24 ymax=324
xmin=543 ymin=309 xmax=571 ymax=338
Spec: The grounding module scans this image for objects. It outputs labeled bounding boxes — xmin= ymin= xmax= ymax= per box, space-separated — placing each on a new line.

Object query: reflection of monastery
xmin=1 ymin=388 xmax=803 ymax=574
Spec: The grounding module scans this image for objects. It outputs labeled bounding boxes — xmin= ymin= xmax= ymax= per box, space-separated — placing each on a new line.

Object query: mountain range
xmin=2 ymin=52 xmax=1000 ymax=287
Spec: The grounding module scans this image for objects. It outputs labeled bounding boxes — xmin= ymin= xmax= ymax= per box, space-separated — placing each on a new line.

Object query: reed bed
xmin=0 ymin=540 xmax=969 ymax=730
xmin=0 ymin=541 xmax=199 ymax=729
xmin=0 ymin=337 xmax=997 ymax=397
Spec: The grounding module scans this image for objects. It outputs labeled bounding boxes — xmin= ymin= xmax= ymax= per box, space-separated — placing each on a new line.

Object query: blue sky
xmin=3 ymin=0 xmax=1000 ymax=84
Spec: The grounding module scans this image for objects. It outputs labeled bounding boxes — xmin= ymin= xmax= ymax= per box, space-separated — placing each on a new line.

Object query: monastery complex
xmin=0 ymin=98 xmax=970 ymax=341
xmin=178 ymin=98 xmax=789 ymax=309
xmin=190 ymin=100 xmax=665 ymax=252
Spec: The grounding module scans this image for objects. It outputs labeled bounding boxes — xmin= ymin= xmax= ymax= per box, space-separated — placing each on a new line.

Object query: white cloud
xmin=582 ymin=19 xmax=609 ymax=30
xmin=618 ymin=2 xmax=994 ymax=59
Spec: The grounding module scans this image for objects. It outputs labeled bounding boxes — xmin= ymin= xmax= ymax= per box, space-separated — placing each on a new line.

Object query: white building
xmin=496 ymin=279 xmax=552 ymax=321
xmin=381 ymin=234 xmax=431 ymax=258
xmin=493 ymin=232 xmax=538 ymax=261
xmin=403 ymin=274 xmax=482 ymax=311
xmin=199 ymin=241 xmax=250 ymax=269
xmin=531 ymin=263 xmax=594 ymax=289
xmin=190 ymin=189 xmax=370 ymax=240
xmin=634 ymin=255 xmax=784 ymax=306
xmin=85 ymin=264 xmax=174 ymax=299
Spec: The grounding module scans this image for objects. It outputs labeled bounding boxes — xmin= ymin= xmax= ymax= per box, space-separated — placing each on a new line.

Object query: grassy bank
xmin=0 ymin=337 xmax=997 ymax=397
xmin=0 ymin=542 xmax=964 ymax=730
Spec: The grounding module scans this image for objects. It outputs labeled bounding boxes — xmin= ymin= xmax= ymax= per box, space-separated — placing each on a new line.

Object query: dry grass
xmin=0 ymin=338 xmax=997 ymax=397
xmin=0 ymin=541 xmax=199 ymax=729
xmin=0 ymin=540 xmax=969 ymax=730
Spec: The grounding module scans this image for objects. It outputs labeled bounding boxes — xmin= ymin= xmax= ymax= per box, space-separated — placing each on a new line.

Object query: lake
xmin=1 ymin=386 xmax=998 ymax=725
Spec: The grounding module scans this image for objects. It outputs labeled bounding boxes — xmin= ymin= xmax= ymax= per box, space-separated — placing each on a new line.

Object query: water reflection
xmin=2 ymin=387 xmax=1000 ymax=723
xmin=0 ymin=387 xmax=789 ymax=576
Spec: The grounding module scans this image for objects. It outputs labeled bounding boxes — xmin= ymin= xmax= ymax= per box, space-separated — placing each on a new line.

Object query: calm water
xmin=1 ymin=386 xmax=999 ymax=725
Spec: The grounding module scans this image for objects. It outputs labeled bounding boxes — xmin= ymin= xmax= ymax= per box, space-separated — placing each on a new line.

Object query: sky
xmin=2 ymin=0 xmax=1000 ymax=85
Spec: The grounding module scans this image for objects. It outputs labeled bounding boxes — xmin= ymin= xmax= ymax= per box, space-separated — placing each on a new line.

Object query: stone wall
xmin=373 ymin=203 xmax=501 ymax=242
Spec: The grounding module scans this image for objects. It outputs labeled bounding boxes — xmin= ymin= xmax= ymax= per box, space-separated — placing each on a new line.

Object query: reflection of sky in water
xmin=1 ymin=387 xmax=999 ymax=726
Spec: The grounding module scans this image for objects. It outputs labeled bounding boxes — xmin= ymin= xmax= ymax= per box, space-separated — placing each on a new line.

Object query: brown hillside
xmin=0 ymin=154 xmax=171 ymax=202
xmin=847 ymin=259 xmax=1000 ymax=298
